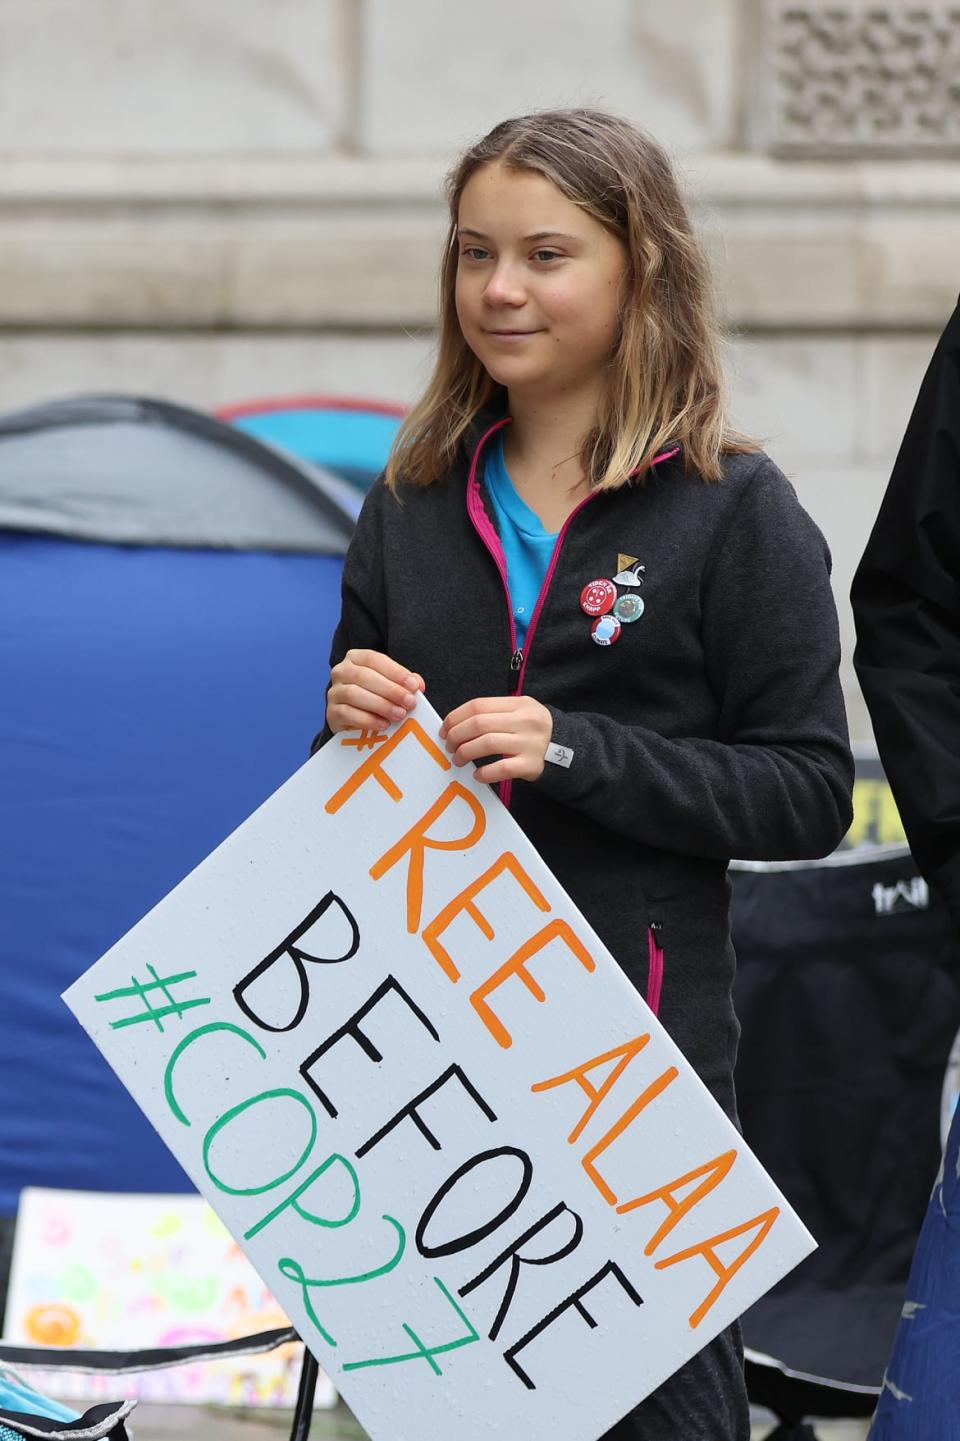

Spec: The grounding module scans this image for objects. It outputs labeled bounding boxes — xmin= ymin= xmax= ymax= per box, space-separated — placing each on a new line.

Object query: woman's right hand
xmin=326 ymin=649 xmax=425 ymax=734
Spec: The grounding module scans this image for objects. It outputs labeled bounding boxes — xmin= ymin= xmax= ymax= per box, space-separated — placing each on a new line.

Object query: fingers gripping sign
xmin=440 ymin=696 xmax=553 ymax=784
xmin=327 ymin=649 xmax=425 ymax=736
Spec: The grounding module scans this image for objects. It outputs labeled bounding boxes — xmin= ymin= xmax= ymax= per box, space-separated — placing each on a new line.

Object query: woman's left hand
xmin=439 ymin=695 xmax=553 ymax=784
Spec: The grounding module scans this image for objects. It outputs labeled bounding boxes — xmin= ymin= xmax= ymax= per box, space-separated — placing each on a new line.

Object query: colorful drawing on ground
xmin=2 ymin=1188 xmax=336 ymax=1407
xmin=64 ymin=698 xmax=816 ymax=1441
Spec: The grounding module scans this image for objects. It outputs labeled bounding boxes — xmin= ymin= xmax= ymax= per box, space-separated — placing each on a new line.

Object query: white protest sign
xmin=65 ymin=701 xmax=815 ymax=1441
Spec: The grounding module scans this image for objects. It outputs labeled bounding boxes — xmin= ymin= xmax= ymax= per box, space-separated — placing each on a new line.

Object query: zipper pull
xmin=510 ymin=648 xmax=523 ymax=674
xmin=650 ymin=920 xmax=664 ymax=948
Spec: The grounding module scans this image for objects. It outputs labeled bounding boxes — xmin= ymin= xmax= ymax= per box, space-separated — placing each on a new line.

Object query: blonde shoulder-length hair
xmin=385 ymin=108 xmax=757 ymax=492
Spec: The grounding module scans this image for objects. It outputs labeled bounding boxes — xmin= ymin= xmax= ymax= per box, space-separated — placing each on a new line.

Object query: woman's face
xmin=455 ymin=161 xmax=628 ymax=401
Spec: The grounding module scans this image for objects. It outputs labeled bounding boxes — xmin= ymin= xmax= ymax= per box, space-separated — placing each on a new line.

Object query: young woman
xmin=321 ymin=109 xmax=853 ymax=1441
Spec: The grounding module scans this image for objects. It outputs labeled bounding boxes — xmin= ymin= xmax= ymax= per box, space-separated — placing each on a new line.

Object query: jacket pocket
xmin=646 ymin=921 xmax=665 ymax=1016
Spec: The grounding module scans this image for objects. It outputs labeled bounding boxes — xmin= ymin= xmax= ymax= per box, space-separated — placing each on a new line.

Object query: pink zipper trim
xmin=465 ymin=416 xmax=517 ymax=653
xmin=514 ymin=490 xmax=595 ymax=696
xmin=465 ymin=423 xmax=680 ymax=810
xmin=631 ymin=444 xmax=680 ymax=478
xmin=646 ymin=926 xmax=664 ymax=1016
xmin=516 ymin=441 xmax=680 ymax=697
xmin=504 ymin=442 xmax=680 ymax=807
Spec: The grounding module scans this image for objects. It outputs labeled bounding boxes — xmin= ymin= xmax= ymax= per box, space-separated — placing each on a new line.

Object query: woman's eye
xmin=533 ymin=249 xmax=562 ymax=263
xmin=461 ymin=247 xmax=490 ymax=262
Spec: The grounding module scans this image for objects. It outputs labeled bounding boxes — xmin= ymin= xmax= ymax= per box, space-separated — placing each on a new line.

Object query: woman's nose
xmin=484 ymin=262 xmax=525 ymax=306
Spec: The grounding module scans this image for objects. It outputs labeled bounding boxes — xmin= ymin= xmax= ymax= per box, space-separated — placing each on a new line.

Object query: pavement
xmin=123 ymin=1400 xmax=871 ymax=1440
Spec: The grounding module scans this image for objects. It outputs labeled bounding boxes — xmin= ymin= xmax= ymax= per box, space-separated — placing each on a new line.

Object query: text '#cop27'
xmin=92 ymin=717 xmax=780 ymax=1390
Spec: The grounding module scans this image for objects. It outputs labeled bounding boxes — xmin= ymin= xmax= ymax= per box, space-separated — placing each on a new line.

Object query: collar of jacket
xmin=459 ymin=400 xmax=682 ymax=484
xmin=461 ymin=398 xmax=510 ymax=467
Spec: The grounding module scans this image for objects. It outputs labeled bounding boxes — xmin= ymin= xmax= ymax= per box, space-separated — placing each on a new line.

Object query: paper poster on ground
xmin=2 ymin=1187 xmax=334 ymax=1408
xmin=64 ymin=700 xmax=815 ymax=1441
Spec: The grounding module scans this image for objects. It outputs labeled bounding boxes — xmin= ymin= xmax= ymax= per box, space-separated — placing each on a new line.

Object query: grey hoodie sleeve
xmin=536 ymin=466 xmax=854 ymax=861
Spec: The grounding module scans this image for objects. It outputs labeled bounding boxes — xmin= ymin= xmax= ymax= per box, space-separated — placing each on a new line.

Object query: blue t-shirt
xmin=484 ymin=434 xmax=558 ymax=649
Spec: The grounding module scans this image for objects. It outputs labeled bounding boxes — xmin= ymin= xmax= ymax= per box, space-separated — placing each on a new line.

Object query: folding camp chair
xmin=731 ymin=843 xmax=960 ymax=1439
xmin=0 ymin=1329 xmax=319 ymax=1441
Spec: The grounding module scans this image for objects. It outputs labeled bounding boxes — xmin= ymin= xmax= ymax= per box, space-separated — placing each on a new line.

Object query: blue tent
xmin=0 ymin=396 xmax=359 ymax=1213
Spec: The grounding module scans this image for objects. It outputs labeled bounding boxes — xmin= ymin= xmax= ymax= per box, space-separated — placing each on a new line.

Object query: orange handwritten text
xmin=371 ymin=782 xmax=486 ymax=934
xmin=581 ymin=1066 xmax=679 ymax=1206
xmin=325 ymin=718 xmax=449 ymax=814
xmin=654 ymin=1206 xmax=780 ymax=1329
xmin=617 ymin=1150 xmax=738 ymax=1255
xmin=422 ymin=852 xmax=550 ymax=983
xmin=471 ymin=920 xmax=597 ymax=1050
xmin=532 ymin=1035 xmax=652 ymax=1145
xmin=340 ymin=730 xmax=389 ymax=750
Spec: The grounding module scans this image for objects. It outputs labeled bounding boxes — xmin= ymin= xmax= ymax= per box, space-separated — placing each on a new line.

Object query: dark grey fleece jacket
xmin=321 ymin=413 xmax=854 ymax=1120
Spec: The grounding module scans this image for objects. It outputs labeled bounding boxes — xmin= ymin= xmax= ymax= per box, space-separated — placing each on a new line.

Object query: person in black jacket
xmin=321 ymin=109 xmax=854 ymax=1441
xmin=851 ymin=305 xmax=960 ymax=1438
xmin=852 ymin=300 xmax=960 ymax=927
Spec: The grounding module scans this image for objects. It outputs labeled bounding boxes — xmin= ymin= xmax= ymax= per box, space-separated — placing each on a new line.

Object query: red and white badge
xmin=580 ymin=578 xmax=617 ymax=616
xmin=591 ymin=614 xmax=622 ymax=646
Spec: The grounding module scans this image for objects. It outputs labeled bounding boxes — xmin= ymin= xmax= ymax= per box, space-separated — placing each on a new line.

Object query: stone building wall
xmin=1 ymin=0 xmax=959 ymax=738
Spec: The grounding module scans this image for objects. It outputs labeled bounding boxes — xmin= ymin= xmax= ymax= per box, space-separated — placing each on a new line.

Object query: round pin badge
xmin=591 ymin=614 xmax=622 ymax=646
xmin=580 ymin=578 xmax=617 ymax=617
xmin=613 ymin=593 xmax=645 ymax=623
